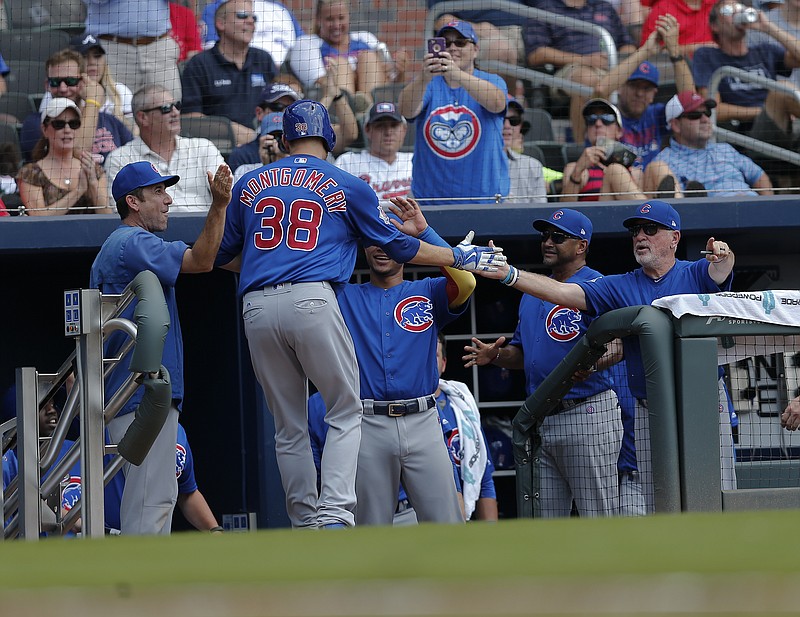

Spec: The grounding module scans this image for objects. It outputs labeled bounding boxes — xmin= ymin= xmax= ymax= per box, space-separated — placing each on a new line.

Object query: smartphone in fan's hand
xmin=427 ymin=37 xmax=445 ymax=57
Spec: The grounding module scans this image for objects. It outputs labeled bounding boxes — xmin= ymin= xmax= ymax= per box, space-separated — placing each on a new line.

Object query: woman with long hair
xmin=17 ymin=98 xmax=110 ymax=216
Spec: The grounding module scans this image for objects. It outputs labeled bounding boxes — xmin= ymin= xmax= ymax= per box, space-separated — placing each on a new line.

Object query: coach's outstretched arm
xmin=478 ymin=257 xmax=588 ymax=310
xmin=181 ymin=164 xmax=233 ymax=273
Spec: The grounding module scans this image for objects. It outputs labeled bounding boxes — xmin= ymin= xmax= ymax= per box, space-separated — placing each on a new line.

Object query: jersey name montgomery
xmin=239 ymin=165 xmax=346 ymax=212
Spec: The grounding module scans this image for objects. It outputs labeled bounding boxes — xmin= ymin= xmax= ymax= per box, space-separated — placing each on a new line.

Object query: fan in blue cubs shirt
xmin=473 ymin=200 xmax=736 ymax=514
xmin=215 ymin=100 xmax=505 ymax=529
xmin=397 ymin=20 xmax=509 ymax=205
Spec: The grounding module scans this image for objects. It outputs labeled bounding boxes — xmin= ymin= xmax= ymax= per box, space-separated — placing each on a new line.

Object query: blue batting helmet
xmin=282 ymin=100 xmax=336 ymax=152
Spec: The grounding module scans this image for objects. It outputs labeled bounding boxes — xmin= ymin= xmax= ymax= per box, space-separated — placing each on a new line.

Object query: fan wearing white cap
xmin=562 ymin=98 xmax=646 ymax=202
xmin=17 ymin=98 xmax=111 ymax=216
xmin=643 ymin=90 xmax=773 ymax=197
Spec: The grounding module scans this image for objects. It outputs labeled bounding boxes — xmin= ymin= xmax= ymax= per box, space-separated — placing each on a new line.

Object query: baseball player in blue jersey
xmin=91 ymin=160 xmax=233 ymax=535
xmin=467 ymin=209 xmax=623 ymax=517
xmin=473 ymin=200 xmax=735 ymax=514
xmin=215 ymin=100 xmax=504 ymax=529
xmin=435 ymin=332 xmax=498 ymax=521
xmin=337 ymin=196 xmax=471 ymax=525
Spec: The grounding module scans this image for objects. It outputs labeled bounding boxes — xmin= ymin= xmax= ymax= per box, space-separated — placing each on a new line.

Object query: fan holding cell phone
xmin=561 ymin=99 xmax=646 ymax=203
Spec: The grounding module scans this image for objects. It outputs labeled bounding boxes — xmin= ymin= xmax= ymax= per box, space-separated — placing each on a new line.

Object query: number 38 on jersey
xmin=253 ymin=197 xmax=323 ymax=252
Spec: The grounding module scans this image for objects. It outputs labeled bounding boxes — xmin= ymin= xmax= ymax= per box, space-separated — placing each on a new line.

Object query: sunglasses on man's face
xmin=680 ymin=109 xmax=712 ymax=120
xmin=504 ymin=115 xmax=522 ymax=126
xmin=584 ymin=113 xmax=617 ymax=126
xmin=141 ymin=100 xmax=182 ymax=114
xmin=235 ymin=10 xmax=257 ymax=20
xmin=444 ymin=38 xmax=471 ymax=48
xmin=541 ymin=229 xmax=579 ymax=244
xmin=627 ymin=223 xmax=669 ymax=237
xmin=48 ymin=77 xmax=81 ymax=88
xmin=48 ymin=119 xmax=81 ymax=130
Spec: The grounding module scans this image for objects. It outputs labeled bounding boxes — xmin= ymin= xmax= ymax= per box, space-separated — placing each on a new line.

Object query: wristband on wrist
xmin=501 ymin=265 xmax=519 ymax=287
xmin=669 ymin=54 xmax=684 ymax=63
xmin=85 ymin=98 xmax=101 ymax=107
xmin=209 ymin=525 xmax=223 ymax=533
xmin=332 ymin=90 xmax=345 ymax=102
xmin=569 ymin=173 xmax=582 ymax=185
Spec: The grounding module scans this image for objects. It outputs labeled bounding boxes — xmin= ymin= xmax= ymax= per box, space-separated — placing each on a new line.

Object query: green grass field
xmin=1 ymin=510 xmax=799 ymax=616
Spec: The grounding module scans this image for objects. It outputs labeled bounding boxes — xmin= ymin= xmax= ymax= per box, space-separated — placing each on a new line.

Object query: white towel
xmin=438 ymin=379 xmax=487 ymax=520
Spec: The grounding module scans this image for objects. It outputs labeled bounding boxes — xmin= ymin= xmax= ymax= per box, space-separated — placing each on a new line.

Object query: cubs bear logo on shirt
xmin=176 ymin=443 xmax=187 ymax=478
xmin=423 ymin=105 xmax=481 ymax=160
xmin=546 ymin=305 xmax=582 ymax=342
xmin=395 ymin=296 xmax=434 ymax=332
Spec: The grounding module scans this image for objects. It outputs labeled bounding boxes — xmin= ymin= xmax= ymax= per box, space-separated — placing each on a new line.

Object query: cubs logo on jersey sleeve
xmin=546 ymin=305 xmax=583 ymax=342
xmin=176 ymin=443 xmax=187 ymax=478
xmin=424 ymin=105 xmax=481 ymax=160
xmin=61 ymin=475 xmax=82 ymax=511
xmin=395 ymin=296 xmax=434 ymax=332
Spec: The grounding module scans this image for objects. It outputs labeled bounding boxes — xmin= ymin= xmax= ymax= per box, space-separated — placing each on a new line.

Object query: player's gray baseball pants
xmin=356 ymin=403 xmax=463 ymax=526
xmin=107 ymin=404 xmax=179 ymax=535
xmin=243 ymin=281 xmax=362 ymax=528
xmin=537 ymin=389 xmax=622 ymax=517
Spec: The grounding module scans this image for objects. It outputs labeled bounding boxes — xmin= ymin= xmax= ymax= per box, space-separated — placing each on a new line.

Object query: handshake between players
xmin=387 ymin=196 xmax=506 ymax=273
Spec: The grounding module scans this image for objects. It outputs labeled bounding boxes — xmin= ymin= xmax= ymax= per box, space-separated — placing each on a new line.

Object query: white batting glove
xmin=451 ymin=231 xmax=506 ymax=272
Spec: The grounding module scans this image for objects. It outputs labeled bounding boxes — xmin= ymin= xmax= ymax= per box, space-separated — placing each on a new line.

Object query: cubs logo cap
xmin=533 ymin=208 xmax=593 ymax=243
xmin=627 ymin=60 xmax=659 ymax=87
xmin=112 ymin=161 xmax=180 ymax=203
xmin=260 ymin=111 xmax=284 ymax=135
xmin=665 ymin=91 xmax=716 ymax=125
xmin=624 ymin=200 xmax=681 ymax=230
xmin=436 ymin=20 xmax=478 ymax=45
xmin=365 ymin=101 xmax=404 ymax=125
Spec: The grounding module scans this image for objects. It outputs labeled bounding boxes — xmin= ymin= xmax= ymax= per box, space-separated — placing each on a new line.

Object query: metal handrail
xmin=709 ymin=66 xmax=800 ymax=166
xmin=426 ymin=0 xmax=618 ymax=73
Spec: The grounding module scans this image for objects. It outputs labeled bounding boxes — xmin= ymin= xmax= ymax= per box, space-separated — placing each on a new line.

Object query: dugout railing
xmin=514 ymin=293 xmax=800 ymax=517
xmin=2 ymin=270 xmax=172 ymax=540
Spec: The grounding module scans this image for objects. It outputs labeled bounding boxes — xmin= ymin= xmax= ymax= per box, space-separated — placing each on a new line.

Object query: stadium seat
xmin=562 ymin=143 xmax=584 ymax=165
xmin=5 ymin=0 xmax=85 ymax=31
xmin=0 ymin=28 xmax=70 ymax=63
xmin=522 ymin=108 xmax=554 ymax=142
xmin=0 ymin=122 xmax=23 ymax=164
xmin=180 ymin=116 xmax=237 ymax=159
xmin=523 ymin=142 xmax=545 ymax=166
xmin=0 ymin=92 xmax=36 ymax=125
xmin=370 ymin=83 xmax=406 ymax=106
xmin=4 ymin=60 xmax=47 ymax=100
xmin=532 ymin=141 xmax=566 ymax=172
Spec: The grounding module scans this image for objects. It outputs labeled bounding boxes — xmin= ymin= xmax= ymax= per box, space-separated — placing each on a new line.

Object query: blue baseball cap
xmin=260 ymin=111 xmax=284 ymax=135
xmin=112 ymin=161 xmax=179 ymax=203
xmin=533 ymin=208 xmax=593 ymax=243
xmin=627 ymin=60 xmax=659 ymax=87
xmin=624 ymin=200 xmax=681 ymax=231
xmin=436 ymin=20 xmax=478 ymax=45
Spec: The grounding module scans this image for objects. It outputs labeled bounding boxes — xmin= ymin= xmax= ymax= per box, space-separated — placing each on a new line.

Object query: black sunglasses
xmin=541 ymin=229 xmax=579 ymax=244
xmin=48 ymin=119 xmax=81 ymax=130
xmin=680 ymin=109 xmax=712 ymax=120
xmin=504 ymin=115 xmax=522 ymax=126
xmin=627 ymin=223 xmax=669 ymax=237
xmin=584 ymin=113 xmax=617 ymax=125
xmin=445 ymin=38 xmax=471 ymax=48
xmin=235 ymin=10 xmax=257 ymax=20
xmin=48 ymin=76 xmax=81 ymax=88
xmin=266 ymin=102 xmax=287 ymax=111
xmin=141 ymin=100 xmax=182 ymax=114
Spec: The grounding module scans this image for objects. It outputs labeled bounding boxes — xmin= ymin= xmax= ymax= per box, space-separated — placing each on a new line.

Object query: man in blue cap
xmin=466 ymin=208 xmax=623 ymax=517
xmin=471 ymin=200 xmax=736 ymax=514
xmin=593 ymin=13 xmax=695 ymax=173
xmin=90 ymin=160 xmax=232 ymax=535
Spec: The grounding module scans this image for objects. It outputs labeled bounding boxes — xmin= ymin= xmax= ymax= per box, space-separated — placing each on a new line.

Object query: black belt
xmin=555 ymin=396 xmax=589 ymax=412
xmin=364 ymin=395 xmax=436 ymax=417
xmin=99 ymin=32 xmax=171 ymax=46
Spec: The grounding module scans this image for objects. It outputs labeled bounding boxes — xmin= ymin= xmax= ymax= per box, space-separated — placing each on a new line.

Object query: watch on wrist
xmin=669 ymin=54 xmax=684 ymax=63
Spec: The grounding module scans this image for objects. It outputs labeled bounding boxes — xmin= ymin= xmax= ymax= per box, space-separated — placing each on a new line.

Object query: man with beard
xmin=469 ymin=200 xmax=735 ymax=514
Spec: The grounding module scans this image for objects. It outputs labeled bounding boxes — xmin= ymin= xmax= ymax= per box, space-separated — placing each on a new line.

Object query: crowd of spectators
xmin=1 ymin=0 xmax=798 ymax=208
